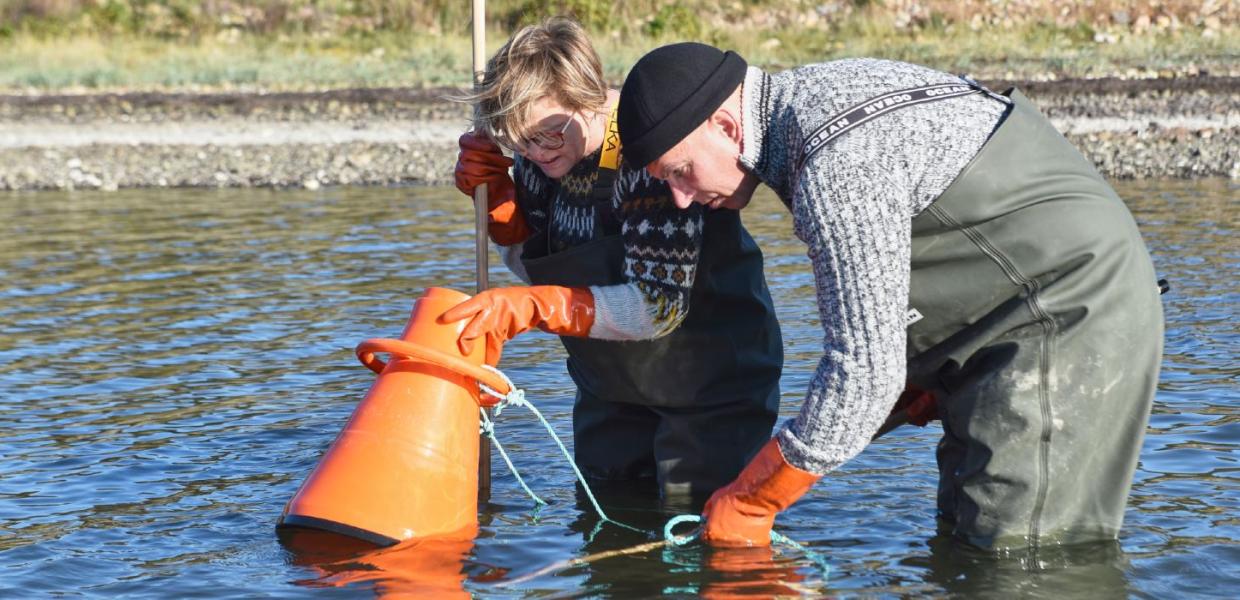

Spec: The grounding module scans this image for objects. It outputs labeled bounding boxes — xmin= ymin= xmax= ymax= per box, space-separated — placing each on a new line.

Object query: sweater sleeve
xmin=775 ymin=144 xmax=911 ymax=475
xmin=588 ymin=165 xmax=706 ymax=341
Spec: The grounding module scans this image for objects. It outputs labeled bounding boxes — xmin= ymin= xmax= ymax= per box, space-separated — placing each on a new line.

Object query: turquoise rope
xmin=510 ymin=394 xmax=646 ymax=535
xmin=770 ymin=531 xmax=832 ymax=580
xmin=479 ymin=368 xmax=645 ymax=536
xmin=480 ymin=408 xmax=546 ymax=506
xmin=479 ymin=367 xmax=829 ymax=581
xmin=663 ymin=514 xmax=703 ymax=546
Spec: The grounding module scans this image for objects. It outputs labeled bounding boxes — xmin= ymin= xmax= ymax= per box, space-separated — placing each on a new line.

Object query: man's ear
xmin=711 ymin=108 xmax=744 ymax=146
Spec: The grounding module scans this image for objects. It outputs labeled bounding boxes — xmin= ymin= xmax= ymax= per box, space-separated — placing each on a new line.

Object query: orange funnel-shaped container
xmin=278 ymin=287 xmax=507 ymax=546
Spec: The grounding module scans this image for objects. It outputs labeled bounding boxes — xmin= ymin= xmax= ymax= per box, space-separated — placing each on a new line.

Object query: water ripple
xmin=0 ymin=180 xmax=1235 ymax=597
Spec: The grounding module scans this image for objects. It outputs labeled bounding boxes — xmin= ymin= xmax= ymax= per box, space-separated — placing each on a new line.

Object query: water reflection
xmin=903 ymin=535 xmax=1130 ymax=598
xmin=280 ymin=527 xmax=489 ymax=597
xmin=0 ymin=179 xmax=1235 ymax=597
xmin=504 ymin=485 xmax=828 ymax=596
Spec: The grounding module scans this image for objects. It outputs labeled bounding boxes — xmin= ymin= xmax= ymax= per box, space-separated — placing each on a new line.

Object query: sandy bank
xmin=1 ymin=78 xmax=1236 ymax=191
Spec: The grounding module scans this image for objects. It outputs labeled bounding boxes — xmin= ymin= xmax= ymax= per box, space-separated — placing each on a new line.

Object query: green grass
xmin=0 ymin=32 xmax=477 ymax=91
xmin=0 ymin=12 xmax=1234 ymax=92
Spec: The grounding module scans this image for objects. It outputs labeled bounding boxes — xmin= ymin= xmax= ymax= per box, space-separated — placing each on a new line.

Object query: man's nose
xmin=670 ymin=184 xmax=695 ymax=209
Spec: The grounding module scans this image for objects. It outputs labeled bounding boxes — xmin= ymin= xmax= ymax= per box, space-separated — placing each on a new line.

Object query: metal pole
xmin=471 ymin=0 xmax=492 ymax=500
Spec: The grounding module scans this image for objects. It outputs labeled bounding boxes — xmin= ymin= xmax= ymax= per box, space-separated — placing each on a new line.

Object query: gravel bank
xmin=1 ymin=78 xmax=1235 ymax=191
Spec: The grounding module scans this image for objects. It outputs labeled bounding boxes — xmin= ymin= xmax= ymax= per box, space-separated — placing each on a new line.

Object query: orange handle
xmin=356 ymin=338 xmax=512 ymax=404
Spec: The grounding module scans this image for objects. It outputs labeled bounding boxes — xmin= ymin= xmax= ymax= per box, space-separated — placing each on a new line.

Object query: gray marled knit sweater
xmin=740 ymin=59 xmax=1009 ymax=475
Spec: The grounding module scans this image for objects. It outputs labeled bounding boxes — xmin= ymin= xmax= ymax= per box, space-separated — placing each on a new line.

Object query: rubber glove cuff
xmin=484 ymin=187 xmax=532 ymax=246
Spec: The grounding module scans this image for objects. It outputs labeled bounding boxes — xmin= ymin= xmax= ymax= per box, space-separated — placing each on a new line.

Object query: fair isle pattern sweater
xmin=739 ymin=59 xmax=1009 ymax=475
xmin=509 ymin=149 xmax=706 ymax=339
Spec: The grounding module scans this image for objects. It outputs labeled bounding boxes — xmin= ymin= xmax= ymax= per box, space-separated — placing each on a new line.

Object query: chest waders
xmin=903 ymin=89 xmax=1163 ymax=549
xmin=519 ymin=110 xmax=784 ymax=502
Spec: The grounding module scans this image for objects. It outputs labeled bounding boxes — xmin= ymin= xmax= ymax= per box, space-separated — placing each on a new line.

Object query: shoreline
xmin=2 ymin=77 xmax=1236 ymax=191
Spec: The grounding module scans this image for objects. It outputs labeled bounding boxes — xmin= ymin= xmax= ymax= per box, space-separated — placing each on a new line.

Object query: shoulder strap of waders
xmin=592 ymin=104 xmax=621 ymax=203
xmin=797 ymin=77 xmax=1009 ymax=172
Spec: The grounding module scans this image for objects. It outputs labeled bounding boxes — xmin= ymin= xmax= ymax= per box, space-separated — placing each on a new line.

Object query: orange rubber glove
xmin=454 ymin=131 xmax=531 ymax=246
xmin=893 ymin=386 xmax=939 ymax=426
xmin=874 ymin=386 xmax=941 ymax=439
xmin=701 ymin=438 xmax=821 ymax=547
xmin=438 ymin=286 xmax=594 ymax=366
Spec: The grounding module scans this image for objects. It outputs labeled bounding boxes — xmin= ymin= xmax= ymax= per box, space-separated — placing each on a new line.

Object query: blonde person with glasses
xmin=443 ymin=17 xmax=784 ymax=504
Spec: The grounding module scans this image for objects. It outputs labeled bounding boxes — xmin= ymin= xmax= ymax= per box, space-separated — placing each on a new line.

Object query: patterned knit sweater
xmin=505 ymin=146 xmax=706 ymax=339
xmin=739 ymin=59 xmax=1009 ymax=475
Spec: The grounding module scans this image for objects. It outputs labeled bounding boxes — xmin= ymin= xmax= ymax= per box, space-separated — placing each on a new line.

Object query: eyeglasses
xmin=519 ymin=114 xmax=575 ymax=151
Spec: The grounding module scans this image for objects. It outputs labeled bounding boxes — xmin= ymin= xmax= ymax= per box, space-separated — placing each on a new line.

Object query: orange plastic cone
xmin=278 ymin=287 xmax=507 ymax=545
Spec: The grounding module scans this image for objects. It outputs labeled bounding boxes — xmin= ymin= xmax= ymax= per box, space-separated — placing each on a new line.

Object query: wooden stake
xmin=471 ymin=0 xmax=492 ymax=499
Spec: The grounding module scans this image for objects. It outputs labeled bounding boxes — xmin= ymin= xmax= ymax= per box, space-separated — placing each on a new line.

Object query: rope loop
xmin=663 ymin=515 xmax=703 ymax=546
xmin=479 ymin=364 xmax=526 ymax=413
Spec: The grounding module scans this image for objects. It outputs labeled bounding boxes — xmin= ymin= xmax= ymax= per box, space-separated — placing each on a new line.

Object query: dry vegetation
xmin=2 ymin=0 xmax=1231 ymax=37
xmin=0 ymin=0 xmax=1235 ymax=91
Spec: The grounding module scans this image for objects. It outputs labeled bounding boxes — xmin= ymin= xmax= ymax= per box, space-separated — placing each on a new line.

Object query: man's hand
xmin=701 ymin=438 xmax=820 ymax=547
xmin=873 ymin=387 xmax=940 ymax=439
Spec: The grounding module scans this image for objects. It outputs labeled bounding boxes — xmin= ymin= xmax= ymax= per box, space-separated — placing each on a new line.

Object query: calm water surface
xmin=1 ymin=180 xmax=1236 ymax=598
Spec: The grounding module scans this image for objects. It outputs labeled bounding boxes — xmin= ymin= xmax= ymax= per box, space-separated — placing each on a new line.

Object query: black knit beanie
xmin=618 ymin=43 xmax=747 ymax=168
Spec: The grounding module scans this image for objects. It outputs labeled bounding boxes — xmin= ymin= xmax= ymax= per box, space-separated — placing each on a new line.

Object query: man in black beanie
xmin=617 ymin=43 xmax=1164 ymax=551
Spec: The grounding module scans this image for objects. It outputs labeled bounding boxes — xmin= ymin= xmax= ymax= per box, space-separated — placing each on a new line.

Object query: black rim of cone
xmin=277 ymin=514 xmax=399 ymax=547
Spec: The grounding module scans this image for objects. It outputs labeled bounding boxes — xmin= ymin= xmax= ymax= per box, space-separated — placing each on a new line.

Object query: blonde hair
xmin=456 ymin=16 xmax=607 ymax=151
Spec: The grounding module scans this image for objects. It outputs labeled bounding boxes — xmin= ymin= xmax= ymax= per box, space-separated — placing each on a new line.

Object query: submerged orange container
xmin=277 ymin=287 xmax=508 ymax=545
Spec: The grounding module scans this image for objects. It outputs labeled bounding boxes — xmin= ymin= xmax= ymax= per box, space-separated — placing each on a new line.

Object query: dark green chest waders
xmin=905 ymin=89 xmax=1163 ymax=549
xmin=519 ymin=169 xmax=784 ymax=503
